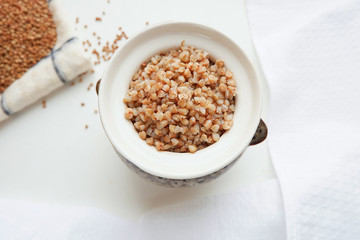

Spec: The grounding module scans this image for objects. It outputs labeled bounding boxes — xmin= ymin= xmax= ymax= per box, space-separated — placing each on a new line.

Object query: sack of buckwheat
xmin=0 ymin=0 xmax=92 ymax=122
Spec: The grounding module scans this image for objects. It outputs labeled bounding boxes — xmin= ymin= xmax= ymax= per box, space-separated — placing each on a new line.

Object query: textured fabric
xmin=247 ymin=0 xmax=360 ymax=239
xmin=136 ymin=179 xmax=285 ymax=240
xmin=0 ymin=0 xmax=92 ymax=122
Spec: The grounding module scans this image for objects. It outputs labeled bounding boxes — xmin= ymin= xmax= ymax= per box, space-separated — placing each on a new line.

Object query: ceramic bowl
xmin=97 ymin=22 xmax=267 ymax=187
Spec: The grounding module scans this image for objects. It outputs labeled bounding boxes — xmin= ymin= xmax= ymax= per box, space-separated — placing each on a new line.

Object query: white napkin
xmin=0 ymin=0 xmax=92 ymax=122
xmin=0 ymin=179 xmax=285 ymax=240
xmin=247 ymin=0 xmax=360 ymax=239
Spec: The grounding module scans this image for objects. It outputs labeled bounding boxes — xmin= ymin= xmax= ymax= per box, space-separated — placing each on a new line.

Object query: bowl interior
xmin=99 ymin=22 xmax=262 ymax=179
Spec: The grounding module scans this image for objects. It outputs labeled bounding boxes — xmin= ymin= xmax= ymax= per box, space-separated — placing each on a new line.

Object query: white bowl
xmin=98 ymin=22 xmax=265 ymax=186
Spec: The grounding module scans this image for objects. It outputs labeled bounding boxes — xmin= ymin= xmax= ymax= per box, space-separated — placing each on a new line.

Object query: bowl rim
xmin=98 ymin=21 xmax=263 ymax=179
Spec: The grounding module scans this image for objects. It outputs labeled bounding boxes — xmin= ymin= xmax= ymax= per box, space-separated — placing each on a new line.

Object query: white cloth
xmin=0 ymin=179 xmax=285 ymax=240
xmin=0 ymin=0 xmax=92 ymax=122
xmin=247 ymin=0 xmax=360 ymax=239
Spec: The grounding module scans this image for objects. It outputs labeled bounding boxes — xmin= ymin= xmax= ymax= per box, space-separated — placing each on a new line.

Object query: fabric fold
xmin=246 ymin=0 xmax=360 ymax=239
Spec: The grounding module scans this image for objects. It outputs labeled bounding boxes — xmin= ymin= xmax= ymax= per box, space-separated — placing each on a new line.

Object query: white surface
xmin=0 ymin=0 xmax=274 ymax=220
xmin=100 ymin=22 xmax=263 ymax=179
xmin=247 ymin=0 xmax=360 ymax=239
xmin=0 ymin=179 xmax=285 ymax=240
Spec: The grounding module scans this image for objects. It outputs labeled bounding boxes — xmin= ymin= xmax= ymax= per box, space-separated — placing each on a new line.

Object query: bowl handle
xmin=96 ymin=78 xmax=268 ymax=145
xmin=96 ymin=79 xmax=101 ymax=95
xmin=250 ymin=119 xmax=268 ymax=145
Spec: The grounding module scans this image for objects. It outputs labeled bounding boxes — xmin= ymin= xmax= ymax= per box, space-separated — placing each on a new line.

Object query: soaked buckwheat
xmin=124 ymin=41 xmax=236 ymax=153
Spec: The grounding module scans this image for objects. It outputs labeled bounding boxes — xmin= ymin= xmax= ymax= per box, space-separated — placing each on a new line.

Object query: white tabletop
xmin=0 ymin=0 xmax=274 ymax=220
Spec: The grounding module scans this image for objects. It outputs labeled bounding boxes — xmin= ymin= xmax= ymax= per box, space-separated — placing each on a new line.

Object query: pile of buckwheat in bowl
xmin=123 ymin=41 xmax=236 ymax=153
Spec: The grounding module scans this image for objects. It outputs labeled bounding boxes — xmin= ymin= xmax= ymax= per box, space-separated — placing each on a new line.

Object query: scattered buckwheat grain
xmin=42 ymin=100 xmax=47 ymax=108
xmin=87 ymin=83 xmax=94 ymax=91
